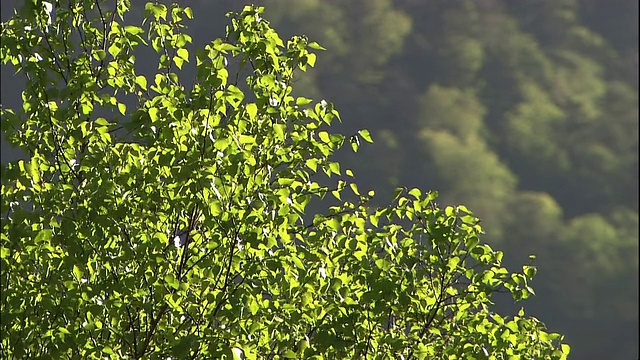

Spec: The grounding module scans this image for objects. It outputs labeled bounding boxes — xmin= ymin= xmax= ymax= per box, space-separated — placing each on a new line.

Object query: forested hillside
xmin=1 ymin=0 xmax=636 ymax=358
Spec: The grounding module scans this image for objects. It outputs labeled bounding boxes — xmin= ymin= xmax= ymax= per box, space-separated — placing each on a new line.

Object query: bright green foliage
xmin=1 ymin=2 xmax=568 ymax=358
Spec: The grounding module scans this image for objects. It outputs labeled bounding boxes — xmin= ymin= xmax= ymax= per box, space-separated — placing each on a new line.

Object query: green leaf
xmin=95 ymin=117 xmax=111 ymax=127
xmin=408 ymin=188 xmax=421 ymax=199
xmin=108 ymin=43 xmax=121 ymax=58
xmin=124 ymin=25 xmax=143 ymax=35
xmin=29 ymin=156 xmax=40 ymax=183
xmin=327 ymin=218 xmax=341 ymax=231
xmin=306 ymin=53 xmax=317 ymax=67
xmin=296 ymin=97 xmax=313 ymax=105
xmin=184 ymin=7 xmax=194 ymax=19
xmin=149 ymin=107 xmax=159 ymax=122
xmin=35 ymin=229 xmax=53 ymax=243
xmin=247 ymin=298 xmax=259 ymax=315
xmin=224 ymin=85 xmax=245 ymax=108
xmin=328 ymin=162 xmax=340 ymax=175
xmin=415 ymin=343 xmax=428 ymax=360
xmin=308 ymin=42 xmax=326 ymax=51
xmin=177 ymin=48 xmax=189 ymax=61
xmin=523 ymin=265 xmax=537 ymax=279
xmin=239 ymin=135 xmax=255 ymax=144
xmin=210 ymin=200 xmax=223 ymax=216
xmin=291 ymin=255 xmax=304 ymax=270
xmin=393 ymin=187 xmax=403 ymax=200
xmin=358 ymin=129 xmax=373 ymax=143
xmin=318 ymin=131 xmax=330 ymax=144
xmin=246 ymin=103 xmax=258 ymax=120
xmin=165 ymin=274 xmax=180 ymax=290
xmin=73 ymin=265 xmax=84 ymax=280
xmin=214 ymin=138 xmax=231 ymax=151
xmin=375 ymin=259 xmax=392 ymax=271
xmin=465 ymin=236 xmax=479 ymax=249
xmin=273 ymin=124 xmax=285 ymax=140
xmin=349 ymin=135 xmax=360 ymax=152
xmin=458 ymin=205 xmax=472 ymax=214
xmin=145 ymin=3 xmax=168 ymax=20
xmin=305 ymin=158 xmax=318 ymax=172
xmin=94 ymin=50 xmax=106 ymax=61
xmin=173 ymin=56 xmax=184 ymax=69
xmin=135 ymin=75 xmax=148 ymax=90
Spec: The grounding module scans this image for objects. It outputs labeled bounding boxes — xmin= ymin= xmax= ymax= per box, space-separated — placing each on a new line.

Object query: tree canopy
xmin=0 ymin=2 xmax=570 ymax=359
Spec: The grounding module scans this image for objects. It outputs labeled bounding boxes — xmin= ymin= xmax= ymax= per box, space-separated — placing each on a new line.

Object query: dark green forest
xmin=1 ymin=0 xmax=637 ymax=358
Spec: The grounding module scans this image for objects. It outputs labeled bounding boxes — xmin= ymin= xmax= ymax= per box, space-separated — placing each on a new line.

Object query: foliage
xmin=0 ymin=1 xmax=570 ymax=358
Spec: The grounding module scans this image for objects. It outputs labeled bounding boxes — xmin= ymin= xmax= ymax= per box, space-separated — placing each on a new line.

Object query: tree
xmin=1 ymin=2 xmax=569 ymax=358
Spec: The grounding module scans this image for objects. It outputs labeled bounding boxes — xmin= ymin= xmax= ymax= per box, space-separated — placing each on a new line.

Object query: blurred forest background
xmin=1 ymin=0 xmax=637 ymax=359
